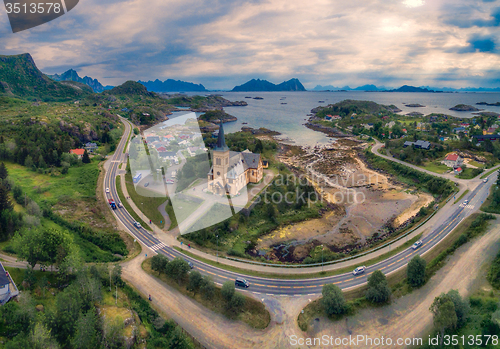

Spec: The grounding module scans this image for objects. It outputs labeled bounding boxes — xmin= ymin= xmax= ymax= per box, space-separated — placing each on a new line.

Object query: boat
xmin=318 ymin=100 xmax=325 ymax=103
xmin=245 ymin=96 xmax=252 ymax=98
xmin=242 ymin=122 xmax=248 ymax=125
xmin=281 ymin=102 xmax=287 ymax=105
xmin=253 ymin=97 xmax=264 ymax=100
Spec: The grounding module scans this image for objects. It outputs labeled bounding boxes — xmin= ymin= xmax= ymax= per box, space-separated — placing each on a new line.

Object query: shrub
xmin=322 ymin=284 xmax=346 ymax=316
xmin=407 ymin=255 xmax=426 ymax=287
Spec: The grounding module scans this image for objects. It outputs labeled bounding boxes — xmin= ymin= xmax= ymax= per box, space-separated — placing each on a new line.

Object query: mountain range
xmin=312 ymin=84 xmax=500 ymax=92
xmin=0 ymin=53 xmax=92 ymax=101
xmin=232 ymin=78 xmax=306 ymax=92
xmin=48 ymin=69 xmax=113 ymax=93
xmin=138 ymin=79 xmax=206 ymax=92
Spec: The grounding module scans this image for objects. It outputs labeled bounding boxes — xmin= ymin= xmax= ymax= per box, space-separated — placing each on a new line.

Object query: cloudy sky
xmin=1 ymin=0 xmax=499 ymax=89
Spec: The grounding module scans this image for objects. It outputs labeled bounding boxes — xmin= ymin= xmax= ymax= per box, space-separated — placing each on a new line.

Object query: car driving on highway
xmin=117 ymin=202 xmax=123 ymax=208
xmin=484 ymin=178 xmax=488 ymax=183
xmin=412 ymin=240 xmax=423 ymax=250
xmin=463 ymin=199 xmax=469 ymax=205
xmin=235 ymin=278 xmax=250 ymax=288
xmin=352 ymin=266 xmax=366 ymax=275
xmin=105 ymin=187 xmax=110 ymax=193
xmin=133 ymin=221 xmax=142 ymax=228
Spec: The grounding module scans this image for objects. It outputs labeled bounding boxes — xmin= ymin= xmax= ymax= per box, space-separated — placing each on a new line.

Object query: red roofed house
xmin=70 ymin=149 xmax=85 ymax=159
xmin=156 ymin=146 xmax=167 ymax=152
xmin=454 ymin=167 xmax=463 ymax=175
xmin=442 ymin=153 xmax=463 ymax=168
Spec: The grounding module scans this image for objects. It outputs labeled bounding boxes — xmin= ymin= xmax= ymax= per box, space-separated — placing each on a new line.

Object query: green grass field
xmin=116 ymin=178 xmax=151 ymax=231
xmin=457 ymin=167 xmax=483 ymax=179
xmin=5 ymin=161 xmax=100 ymax=206
xmin=124 ymin=172 xmax=168 ymax=228
xmin=421 ymin=161 xmax=449 ymax=174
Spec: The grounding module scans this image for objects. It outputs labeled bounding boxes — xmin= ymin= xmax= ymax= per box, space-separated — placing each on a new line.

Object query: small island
xmin=450 ymin=104 xmax=481 ymax=111
xmin=477 ymin=101 xmax=500 ymax=106
xmin=198 ymin=109 xmax=237 ymax=124
xmin=404 ymin=103 xmax=426 ymax=108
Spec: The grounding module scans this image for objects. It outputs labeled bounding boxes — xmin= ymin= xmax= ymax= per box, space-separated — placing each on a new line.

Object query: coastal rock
xmin=404 ymin=103 xmax=425 ymax=107
xmin=450 ymin=104 xmax=481 ymax=111
xmin=241 ymin=126 xmax=281 ymax=136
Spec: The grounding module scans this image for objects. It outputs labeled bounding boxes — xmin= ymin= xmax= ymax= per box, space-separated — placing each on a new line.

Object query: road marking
xmin=150 ymin=242 xmax=167 ymax=251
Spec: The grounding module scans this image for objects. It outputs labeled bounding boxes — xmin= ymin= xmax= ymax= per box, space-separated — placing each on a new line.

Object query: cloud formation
xmin=0 ymin=0 xmax=499 ymax=89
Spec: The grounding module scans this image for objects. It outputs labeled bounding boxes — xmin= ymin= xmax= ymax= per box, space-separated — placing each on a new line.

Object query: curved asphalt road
xmin=105 ymin=118 xmax=497 ymax=296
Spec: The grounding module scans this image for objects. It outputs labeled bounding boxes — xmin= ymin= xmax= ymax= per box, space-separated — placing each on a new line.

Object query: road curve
xmin=105 ymin=118 xmax=497 ymax=295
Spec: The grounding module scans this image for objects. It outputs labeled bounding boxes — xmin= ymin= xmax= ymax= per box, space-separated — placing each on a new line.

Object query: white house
xmin=442 ymin=153 xmax=463 ymax=168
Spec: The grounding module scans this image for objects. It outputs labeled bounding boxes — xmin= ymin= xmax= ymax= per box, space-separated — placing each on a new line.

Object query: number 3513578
xmin=5 ymin=3 xmax=62 ymax=14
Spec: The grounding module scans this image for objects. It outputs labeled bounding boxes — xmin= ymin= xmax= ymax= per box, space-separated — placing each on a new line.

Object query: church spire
xmin=214 ymin=122 xmax=228 ymax=151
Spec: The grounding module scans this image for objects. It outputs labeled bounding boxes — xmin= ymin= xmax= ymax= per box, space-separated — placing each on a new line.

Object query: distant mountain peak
xmin=48 ymin=69 xmax=112 ymax=93
xmin=232 ymin=78 xmax=306 ymax=92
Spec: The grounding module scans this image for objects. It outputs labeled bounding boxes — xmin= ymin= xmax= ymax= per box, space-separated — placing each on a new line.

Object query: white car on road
xmin=412 ymin=240 xmax=423 ymax=250
xmin=352 ymin=266 xmax=366 ymax=276
xmin=106 ymin=187 xmax=110 ymax=193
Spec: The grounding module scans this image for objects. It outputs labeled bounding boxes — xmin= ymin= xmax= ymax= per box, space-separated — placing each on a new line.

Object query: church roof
xmin=241 ymin=150 xmax=261 ymax=169
xmin=214 ymin=122 xmax=228 ymax=151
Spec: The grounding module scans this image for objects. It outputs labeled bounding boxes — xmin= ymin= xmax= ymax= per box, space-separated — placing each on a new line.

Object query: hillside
xmin=138 ymin=79 xmax=206 ymax=92
xmin=232 ymin=78 xmax=306 ymax=91
xmin=0 ymin=53 xmax=92 ymax=101
xmin=312 ymin=99 xmax=401 ymax=118
xmin=48 ymin=69 xmax=113 ymax=92
xmin=387 ymin=85 xmax=439 ymax=93
xmin=104 ymin=80 xmax=156 ymax=97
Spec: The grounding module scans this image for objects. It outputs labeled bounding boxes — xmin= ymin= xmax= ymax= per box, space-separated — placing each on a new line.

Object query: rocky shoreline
xmin=304 ymin=118 xmax=353 ymax=138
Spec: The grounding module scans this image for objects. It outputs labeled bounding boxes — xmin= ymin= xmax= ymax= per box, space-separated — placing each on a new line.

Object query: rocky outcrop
xmin=405 ymin=103 xmax=425 ymax=107
xmin=450 ymin=104 xmax=481 ymax=111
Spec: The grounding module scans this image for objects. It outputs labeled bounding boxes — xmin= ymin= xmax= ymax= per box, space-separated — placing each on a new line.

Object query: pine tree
xmin=82 ymin=150 xmax=91 ymax=164
xmin=0 ymin=162 xmax=7 ymax=180
xmin=0 ymin=185 xmax=12 ymax=212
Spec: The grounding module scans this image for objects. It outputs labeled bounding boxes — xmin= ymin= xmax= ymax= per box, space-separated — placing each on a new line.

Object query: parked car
xmin=105 ymin=187 xmax=110 ymax=193
xmin=412 ymin=240 xmax=423 ymax=250
xmin=352 ymin=266 xmax=366 ymax=276
xmin=235 ymin=278 xmax=250 ymax=288
xmin=133 ymin=221 xmax=142 ymax=228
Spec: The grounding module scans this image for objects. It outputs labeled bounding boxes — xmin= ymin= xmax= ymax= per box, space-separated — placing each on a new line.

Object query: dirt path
xmin=157 ymin=200 xmax=172 ymax=231
xmin=305 ymin=218 xmax=500 ymax=348
xmin=121 ymin=251 xmax=294 ymax=349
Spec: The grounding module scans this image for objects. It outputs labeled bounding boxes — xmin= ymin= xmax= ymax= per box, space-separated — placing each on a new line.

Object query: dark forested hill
xmin=138 ymin=79 xmax=206 ymax=92
xmin=0 ymin=53 xmax=92 ymax=101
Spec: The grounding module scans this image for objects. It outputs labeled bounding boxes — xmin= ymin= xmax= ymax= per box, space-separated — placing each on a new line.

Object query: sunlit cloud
xmin=403 ymin=0 xmax=425 ymax=8
xmin=0 ymin=0 xmax=498 ymax=89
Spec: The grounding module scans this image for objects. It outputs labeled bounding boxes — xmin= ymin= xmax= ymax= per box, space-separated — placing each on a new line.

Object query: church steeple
xmin=214 ymin=122 xmax=228 ymax=151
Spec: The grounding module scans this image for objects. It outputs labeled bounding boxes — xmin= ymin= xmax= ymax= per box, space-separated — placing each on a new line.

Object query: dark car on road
xmin=235 ymin=278 xmax=249 ymax=288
